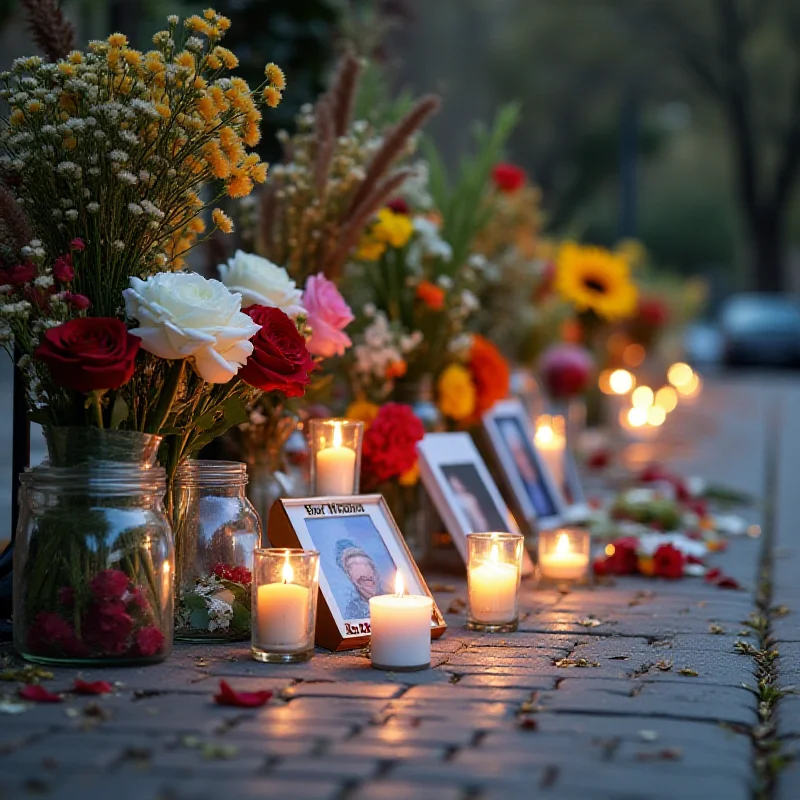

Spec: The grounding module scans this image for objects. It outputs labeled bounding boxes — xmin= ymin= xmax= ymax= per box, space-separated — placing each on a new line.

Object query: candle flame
xmin=489 ymin=543 xmax=500 ymax=564
xmin=555 ymin=533 xmax=570 ymax=556
xmin=333 ymin=420 xmax=343 ymax=449
xmin=535 ymin=423 xmax=554 ymax=446
xmin=394 ymin=571 xmax=405 ymax=598
xmin=282 ymin=552 xmax=294 ymax=584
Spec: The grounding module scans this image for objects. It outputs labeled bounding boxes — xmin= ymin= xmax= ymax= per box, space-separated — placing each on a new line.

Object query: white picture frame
xmin=417 ymin=432 xmax=535 ymax=576
xmin=482 ymin=399 xmax=567 ymax=531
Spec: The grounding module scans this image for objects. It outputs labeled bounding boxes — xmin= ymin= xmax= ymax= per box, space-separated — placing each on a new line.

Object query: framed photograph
xmin=268 ymin=495 xmax=446 ymax=652
xmin=482 ymin=399 xmax=567 ymax=531
xmin=417 ymin=432 xmax=535 ymax=576
xmin=561 ymin=447 xmax=589 ymax=522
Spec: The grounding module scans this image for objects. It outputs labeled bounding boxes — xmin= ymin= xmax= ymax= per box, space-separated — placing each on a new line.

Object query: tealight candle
xmin=538 ymin=528 xmax=590 ymax=584
xmin=535 ymin=415 xmax=566 ymax=492
xmin=310 ymin=419 xmax=364 ymax=496
xmin=466 ymin=533 xmax=524 ymax=632
xmin=252 ymin=549 xmax=319 ymax=663
xmin=370 ymin=573 xmax=432 ymax=671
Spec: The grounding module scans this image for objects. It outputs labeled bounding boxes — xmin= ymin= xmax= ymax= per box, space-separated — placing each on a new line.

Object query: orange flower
xmin=385 ymin=360 xmax=408 ymax=380
xmin=415 ymin=280 xmax=445 ymax=311
xmin=468 ymin=334 xmax=510 ymax=415
xmin=561 ymin=318 xmax=583 ymax=344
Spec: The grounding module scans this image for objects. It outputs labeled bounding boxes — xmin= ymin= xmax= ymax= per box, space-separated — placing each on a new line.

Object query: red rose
xmin=34 ymin=317 xmax=139 ymax=393
xmin=135 ymin=625 xmax=165 ymax=657
xmin=602 ymin=537 xmax=640 ymax=575
xmin=386 ymin=197 xmax=410 ymax=214
xmin=90 ymin=569 xmax=130 ymax=602
xmin=63 ymin=292 xmax=91 ymax=310
xmin=239 ymin=305 xmax=314 ymax=397
xmin=538 ymin=343 xmax=594 ymax=399
xmin=638 ymin=297 xmax=669 ymax=327
xmin=0 ymin=262 xmax=36 ymax=285
xmin=53 ymin=256 xmax=75 ymax=283
xmin=361 ymin=403 xmax=425 ymax=489
xmin=491 ymin=162 xmax=526 ymax=193
xmin=653 ymin=544 xmax=685 ymax=579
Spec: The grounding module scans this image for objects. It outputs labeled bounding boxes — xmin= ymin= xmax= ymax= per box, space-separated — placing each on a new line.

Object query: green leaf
xmin=187 ymin=395 xmax=250 ymax=455
xmin=230 ymin=601 xmax=251 ymax=633
xmin=109 ymin=394 xmax=129 ymax=430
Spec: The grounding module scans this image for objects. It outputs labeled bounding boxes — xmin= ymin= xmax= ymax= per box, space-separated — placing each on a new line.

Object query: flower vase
xmin=13 ymin=428 xmax=173 ymax=666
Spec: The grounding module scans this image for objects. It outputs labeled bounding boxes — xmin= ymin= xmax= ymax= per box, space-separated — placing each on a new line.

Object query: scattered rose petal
xmin=19 ymin=684 xmax=62 ymax=703
xmin=518 ymin=716 xmax=538 ymax=730
xmin=715 ymin=575 xmax=741 ymax=590
xmin=73 ymin=679 xmax=113 ymax=696
xmin=213 ymin=680 xmax=273 ymax=708
xmin=704 ymin=568 xmax=722 ymax=583
xmin=709 ymin=624 xmax=726 ymax=635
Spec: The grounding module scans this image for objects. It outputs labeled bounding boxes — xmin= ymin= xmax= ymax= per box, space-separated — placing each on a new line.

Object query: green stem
xmin=148 ymin=359 xmax=186 ymax=435
xmin=92 ymin=394 xmax=104 ymax=429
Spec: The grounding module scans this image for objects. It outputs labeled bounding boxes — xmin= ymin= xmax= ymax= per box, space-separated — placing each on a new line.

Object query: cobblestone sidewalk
xmin=0 ymin=377 xmax=798 ymax=800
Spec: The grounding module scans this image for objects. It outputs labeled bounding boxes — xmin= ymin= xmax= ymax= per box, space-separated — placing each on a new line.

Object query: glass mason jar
xmin=14 ymin=462 xmax=174 ymax=666
xmin=173 ymin=460 xmax=262 ymax=642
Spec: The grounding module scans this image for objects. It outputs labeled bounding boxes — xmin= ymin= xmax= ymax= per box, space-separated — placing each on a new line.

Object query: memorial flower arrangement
xmin=0 ymin=8 xmax=308 ymax=658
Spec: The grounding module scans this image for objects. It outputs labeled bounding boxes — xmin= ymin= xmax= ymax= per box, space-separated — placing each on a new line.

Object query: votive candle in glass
xmin=309 ymin=419 xmax=364 ymax=496
xmin=538 ymin=528 xmax=590 ymax=585
xmin=252 ymin=548 xmax=319 ymax=663
xmin=370 ymin=573 xmax=433 ymax=671
xmin=534 ymin=414 xmax=566 ymax=492
xmin=467 ymin=532 xmax=524 ymax=632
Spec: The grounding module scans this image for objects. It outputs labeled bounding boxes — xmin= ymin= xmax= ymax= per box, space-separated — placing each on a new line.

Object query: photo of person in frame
xmin=305 ymin=515 xmax=395 ymax=620
xmin=440 ymin=463 xmax=509 ymax=533
xmin=495 ymin=415 xmax=559 ymax=519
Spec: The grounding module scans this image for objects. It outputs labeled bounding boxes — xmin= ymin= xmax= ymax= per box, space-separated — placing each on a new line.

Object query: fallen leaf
xmin=213 ymin=680 xmax=273 ymax=708
xmin=577 ymin=618 xmax=603 ymax=628
xmin=201 ymin=743 xmax=238 ymax=760
xmin=517 ymin=716 xmax=538 ymax=730
xmin=773 ymin=605 xmax=791 ymax=618
xmin=655 ymin=660 xmax=673 ymax=671
xmin=637 ymin=747 xmax=683 ymax=761
xmin=73 ymin=679 xmax=113 ymax=696
xmin=0 ymin=665 xmax=54 ymax=684
xmin=678 ymin=668 xmax=698 ymax=677
xmin=709 ymin=624 xmax=726 ymax=635
xmin=554 ymin=658 xmax=600 ymax=668
xmin=18 ymin=685 xmax=62 ymax=703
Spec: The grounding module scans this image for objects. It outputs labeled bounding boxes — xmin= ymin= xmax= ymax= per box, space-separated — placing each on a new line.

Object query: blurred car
xmin=719 ymin=294 xmax=800 ymax=367
xmin=684 ymin=322 xmax=724 ymax=367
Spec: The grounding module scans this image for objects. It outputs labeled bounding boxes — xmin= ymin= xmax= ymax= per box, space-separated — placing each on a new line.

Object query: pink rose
xmin=303 ymin=273 xmax=354 ymax=358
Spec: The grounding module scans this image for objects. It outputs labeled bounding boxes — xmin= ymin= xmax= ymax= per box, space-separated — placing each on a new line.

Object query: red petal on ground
xmin=715 ymin=575 xmax=742 ymax=590
xmin=73 ymin=679 xmax=113 ymax=695
xmin=19 ymin=684 xmax=63 ymax=703
xmin=213 ymin=680 xmax=273 ymax=708
xmin=704 ymin=568 xmax=722 ymax=583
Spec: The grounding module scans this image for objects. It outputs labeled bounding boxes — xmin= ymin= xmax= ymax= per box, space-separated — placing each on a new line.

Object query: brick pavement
xmin=1 ymin=376 xmax=798 ymax=800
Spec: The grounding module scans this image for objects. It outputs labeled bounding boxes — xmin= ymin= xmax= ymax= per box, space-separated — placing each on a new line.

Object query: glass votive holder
xmin=466 ymin=532 xmax=524 ymax=632
xmin=534 ymin=414 xmax=567 ymax=492
xmin=537 ymin=528 xmax=590 ymax=587
xmin=252 ymin=548 xmax=319 ymax=663
xmin=309 ymin=418 xmax=364 ymax=496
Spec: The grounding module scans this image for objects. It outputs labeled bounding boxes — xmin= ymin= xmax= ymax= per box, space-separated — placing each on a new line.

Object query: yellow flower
xmin=437 ymin=364 xmax=477 ymax=421
xmin=185 ymin=15 xmax=209 ymax=34
xmin=9 ymin=109 xmax=24 ymax=126
xmin=188 ymin=217 xmax=206 ymax=234
xmin=216 ymin=15 xmax=232 ymax=32
xmin=262 ymin=86 xmax=281 ymax=108
xmin=212 ymin=208 xmax=234 ymax=233
xmin=226 ymin=169 xmax=253 ymax=198
xmin=206 ymin=54 xmax=222 ymax=70
xmin=211 ymin=46 xmax=238 ymax=70
xmin=399 ymin=462 xmax=420 ymax=487
xmin=25 ymin=100 xmax=42 ymax=113
xmin=107 ymin=32 xmax=128 ymax=48
xmin=63 ymin=136 xmax=77 ymax=150
xmin=243 ymin=120 xmax=261 ymax=147
xmin=355 ymin=236 xmax=386 ymax=261
xmin=203 ymin=8 xmax=217 ymax=20
xmin=251 ymin=162 xmax=268 ymax=183
xmin=67 ymin=51 xmax=83 ymax=64
xmin=57 ymin=62 xmax=74 ymax=76
xmin=123 ymin=49 xmax=141 ymax=66
xmin=345 ymin=400 xmax=381 ymax=429
xmin=155 ymin=103 xmax=171 ymax=118
xmin=372 ymin=208 xmax=414 ymax=248
xmin=615 ymin=238 xmax=647 ymax=269
xmin=193 ymin=76 xmax=207 ymax=90
xmin=175 ymin=51 xmax=195 ymax=69
xmin=555 ymin=242 xmax=638 ymax=322
xmin=264 ymin=62 xmax=286 ymax=90
xmin=197 ymin=95 xmax=216 ymax=122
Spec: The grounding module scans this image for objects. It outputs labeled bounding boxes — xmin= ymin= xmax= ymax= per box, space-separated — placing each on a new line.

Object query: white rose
xmin=123 ymin=272 xmax=260 ymax=384
xmin=218 ymin=250 xmax=305 ymax=318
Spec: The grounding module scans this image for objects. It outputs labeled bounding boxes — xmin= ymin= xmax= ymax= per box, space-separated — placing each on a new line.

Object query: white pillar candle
xmin=468 ymin=545 xmax=519 ymax=624
xmin=315 ymin=422 xmax=357 ymax=495
xmin=535 ymin=422 xmax=566 ymax=492
xmin=256 ymin=558 xmax=310 ymax=651
xmin=369 ymin=574 xmax=432 ymax=670
xmin=539 ymin=532 xmax=589 ymax=580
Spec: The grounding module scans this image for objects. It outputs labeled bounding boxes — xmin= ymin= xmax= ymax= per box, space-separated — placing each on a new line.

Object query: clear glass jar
xmin=14 ymin=462 xmax=173 ymax=666
xmin=173 ymin=460 xmax=262 ymax=642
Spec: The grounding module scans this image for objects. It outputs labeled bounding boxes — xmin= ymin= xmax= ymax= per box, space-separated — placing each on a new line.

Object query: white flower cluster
xmin=406 ymin=216 xmax=453 ymax=272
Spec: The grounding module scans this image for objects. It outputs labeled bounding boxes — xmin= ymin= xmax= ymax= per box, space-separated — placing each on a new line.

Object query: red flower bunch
xmin=386 ymin=197 xmax=410 ymax=214
xmin=0 ymin=262 xmax=36 ymax=285
xmin=27 ymin=569 xmax=165 ymax=660
xmin=652 ymin=544 xmax=685 ymax=579
xmin=361 ymin=403 xmax=425 ymax=490
xmin=239 ymin=305 xmax=314 ymax=397
xmin=637 ymin=297 xmax=669 ymax=327
xmin=538 ymin=343 xmax=594 ymax=399
xmin=491 ymin=162 xmax=526 ymax=193
xmin=593 ymin=537 xmax=639 ymax=576
xmin=468 ymin=334 xmax=511 ymax=416
xmin=34 ymin=317 xmax=140 ymax=393
xmin=638 ymin=463 xmax=690 ymax=503
xmin=212 ymin=563 xmax=252 ymax=586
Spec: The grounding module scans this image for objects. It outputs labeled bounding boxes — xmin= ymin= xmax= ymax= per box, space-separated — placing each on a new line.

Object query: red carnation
xmin=53 ymin=256 xmax=75 ymax=283
xmin=239 ymin=305 xmax=314 ymax=398
xmin=63 ymin=292 xmax=91 ymax=311
xmin=653 ymin=544 xmax=685 ymax=579
xmin=361 ymin=403 xmax=425 ymax=489
xmin=90 ymin=569 xmax=130 ymax=602
xmin=491 ymin=162 xmax=526 ymax=193
xmin=598 ymin=537 xmax=640 ymax=576
xmin=34 ymin=317 xmax=139 ymax=394
xmin=135 ymin=625 xmax=165 ymax=657
xmin=70 ymin=238 xmax=85 ymax=251
xmin=83 ymin=602 xmax=134 ymax=655
xmin=386 ymin=197 xmax=410 ymax=214
xmin=638 ymin=297 xmax=669 ymax=327
xmin=27 ymin=611 xmax=86 ymax=657
xmin=538 ymin=343 xmax=594 ymax=400
xmin=1 ymin=262 xmax=36 ymax=285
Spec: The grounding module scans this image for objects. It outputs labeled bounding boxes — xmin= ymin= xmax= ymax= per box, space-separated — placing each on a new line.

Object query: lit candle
xmin=539 ymin=531 xmax=589 ymax=581
xmin=256 ymin=553 xmax=310 ymax=651
xmin=468 ymin=541 xmax=519 ymax=624
xmin=315 ymin=421 xmax=357 ymax=496
xmin=369 ymin=573 xmax=432 ymax=671
xmin=535 ymin=418 xmax=566 ymax=491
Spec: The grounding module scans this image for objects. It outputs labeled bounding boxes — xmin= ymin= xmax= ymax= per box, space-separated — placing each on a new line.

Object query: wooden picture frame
xmin=268 ymin=495 xmax=446 ymax=652
xmin=417 ymin=432 xmax=535 ymax=576
xmin=482 ymin=399 xmax=567 ymax=532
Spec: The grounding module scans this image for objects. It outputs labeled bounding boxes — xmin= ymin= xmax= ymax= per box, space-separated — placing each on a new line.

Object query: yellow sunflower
xmin=555 ymin=242 xmax=638 ymax=321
